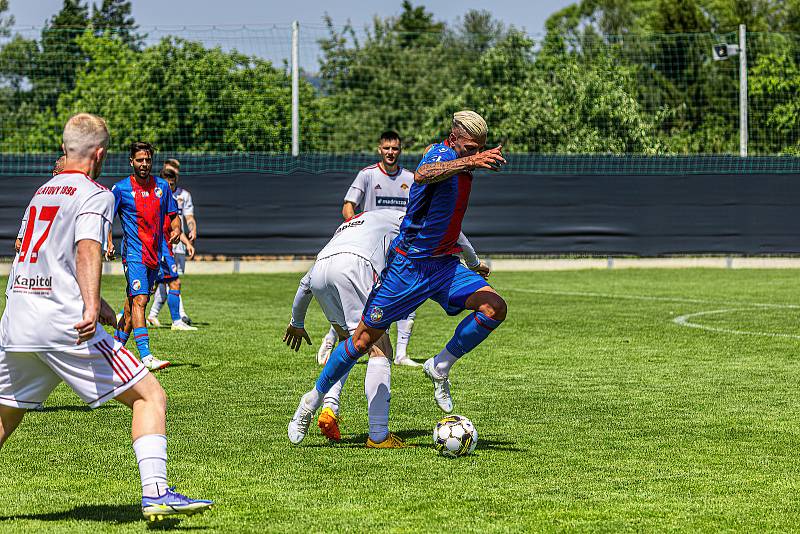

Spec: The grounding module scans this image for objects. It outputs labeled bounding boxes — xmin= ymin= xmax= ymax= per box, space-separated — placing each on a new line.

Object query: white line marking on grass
xmin=503 ymin=287 xmax=800 ymax=310
xmin=672 ymin=309 xmax=800 ymax=339
xmin=503 ymin=287 xmax=800 ymax=339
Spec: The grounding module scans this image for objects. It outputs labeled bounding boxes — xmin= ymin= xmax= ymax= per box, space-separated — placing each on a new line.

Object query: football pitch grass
xmin=2 ymin=269 xmax=800 ymax=532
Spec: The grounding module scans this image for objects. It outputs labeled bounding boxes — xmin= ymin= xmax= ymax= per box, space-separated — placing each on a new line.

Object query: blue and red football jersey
xmin=112 ymin=175 xmax=178 ymax=269
xmin=393 ymin=140 xmax=472 ymax=259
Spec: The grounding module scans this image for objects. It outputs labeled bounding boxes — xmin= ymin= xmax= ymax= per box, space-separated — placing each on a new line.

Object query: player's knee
xmin=151 ymin=382 xmax=168 ymax=413
xmin=171 ymin=279 xmax=181 ymax=291
xmin=480 ymin=295 xmax=507 ymax=322
xmin=353 ymin=337 xmax=372 ymax=354
xmin=139 ymin=375 xmax=167 ymax=412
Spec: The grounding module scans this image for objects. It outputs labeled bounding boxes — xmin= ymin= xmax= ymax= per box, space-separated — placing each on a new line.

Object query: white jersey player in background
xmin=148 ymin=158 xmax=197 ymax=326
xmin=0 ymin=113 xmax=212 ymax=520
xmin=284 ymin=210 xmax=406 ymax=447
xmin=316 ymin=130 xmax=489 ymax=367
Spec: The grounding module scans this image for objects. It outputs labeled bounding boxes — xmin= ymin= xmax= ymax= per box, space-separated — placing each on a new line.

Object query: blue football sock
xmin=167 ymin=289 xmax=181 ymax=322
xmin=133 ymin=327 xmax=152 ymax=359
xmin=114 ymin=330 xmax=130 ymax=346
xmin=315 ymin=338 xmax=365 ymax=394
xmin=445 ymin=311 xmax=503 ymax=357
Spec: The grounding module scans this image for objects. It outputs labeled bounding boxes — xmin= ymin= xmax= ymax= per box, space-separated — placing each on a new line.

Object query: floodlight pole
xmin=739 ymin=24 xmax=748 ymax=157
xmin=291 ymin=21 xmax=300 ymax=157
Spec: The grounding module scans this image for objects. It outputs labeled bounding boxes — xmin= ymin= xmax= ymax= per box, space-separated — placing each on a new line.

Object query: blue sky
xmin=6 ymin=1 xmax=575 ymax=68
xmin=8 ymin=0 xmax=573 ymax=36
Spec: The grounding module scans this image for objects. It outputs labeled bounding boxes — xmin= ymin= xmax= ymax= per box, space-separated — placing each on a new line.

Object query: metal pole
xmin=291 ymin=21 xmax=300 ymax=157
xmin=739 ymin=24 xmax=748 ymax=157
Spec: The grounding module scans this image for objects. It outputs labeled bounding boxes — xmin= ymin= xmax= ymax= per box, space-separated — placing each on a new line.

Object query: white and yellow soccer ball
xmin=433 ymin=415 xmax=478 ymax=458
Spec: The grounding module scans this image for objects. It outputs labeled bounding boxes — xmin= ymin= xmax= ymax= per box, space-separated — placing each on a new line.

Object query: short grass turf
xmin=2 ymin=269 xmax=800 ymax=532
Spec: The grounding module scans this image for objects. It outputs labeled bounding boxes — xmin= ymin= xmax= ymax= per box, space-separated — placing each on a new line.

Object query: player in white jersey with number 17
xmin=0 ymin=113 xmax=212 ymax=521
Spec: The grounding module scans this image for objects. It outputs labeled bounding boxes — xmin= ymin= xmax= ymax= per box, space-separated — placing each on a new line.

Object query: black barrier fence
xmin=2 ymin=172 xmax=799 ymax=256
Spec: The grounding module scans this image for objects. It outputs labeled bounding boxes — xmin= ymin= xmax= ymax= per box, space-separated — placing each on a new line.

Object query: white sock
xmin=303 ymin=389 xmax=323 ymax=410
xmin=365 ymin=357 xmax=391 ymax=443
xmin=325 ymin=327 xmax=338 ymax=345
xmin=178 ymin=294 xmax=187 ymax=318
xmin=149 ymin=284 xmax=167 ymax=318
xmin=395 ymin=318 xmax=414 ymax=360
xmin=133 ymin=434 xmax=168 ymax=498
xmin=322 ymin=370 xmax=349 ymax=415
xmin=433 ymin=347 xmax=459 ymax=377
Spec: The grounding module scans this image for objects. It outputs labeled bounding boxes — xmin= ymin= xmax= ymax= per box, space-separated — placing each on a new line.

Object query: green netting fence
xmin=1 ymin=24 xmax=800 ymax=175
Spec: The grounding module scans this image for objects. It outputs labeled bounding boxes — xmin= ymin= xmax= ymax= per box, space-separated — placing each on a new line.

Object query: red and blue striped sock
xmin=445 ymin=311 xmax=503 ymax=358
xmin=114 ymin=330 xmax=130 ymax=346
xmin=133 ymin=327 xmax=152 ymax=359
xmin=167 ymin=290 xmax=181 ymax=322
xmin=315 ymin=337 xmax=364 ymax=394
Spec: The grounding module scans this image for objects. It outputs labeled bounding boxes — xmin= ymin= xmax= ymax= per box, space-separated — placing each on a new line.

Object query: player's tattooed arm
xmin=414 ymin=145 xmax=507 ymax=185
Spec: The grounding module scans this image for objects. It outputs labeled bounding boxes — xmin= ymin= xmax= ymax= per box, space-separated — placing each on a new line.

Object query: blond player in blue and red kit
xmin=109 ymin=142 xmax=181 ymax=371
xmin=288 ymin=111 xmax=508 ymax=443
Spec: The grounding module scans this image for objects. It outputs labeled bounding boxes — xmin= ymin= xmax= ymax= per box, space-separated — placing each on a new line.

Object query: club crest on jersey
xmin=369 ymin=306 xmax=384 ymax=323
xmin=132 ymin=279 xmax=141 ymax=291
xmin=155 ymin=187 xmax=163 ymax=198
xmin=400 ymin=183 xmax=409 ymax=190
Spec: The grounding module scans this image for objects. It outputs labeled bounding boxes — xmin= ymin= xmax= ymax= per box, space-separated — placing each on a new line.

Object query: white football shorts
xmin=310 ymin=253 xmax=377 ymax=334
xmin=0 ymin=329 xmax=148 ymax=409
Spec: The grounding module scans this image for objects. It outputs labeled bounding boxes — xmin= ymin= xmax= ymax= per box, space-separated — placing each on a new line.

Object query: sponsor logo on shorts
xmin=132 ymin=279 xmax=141 ymax=291
xmin=171 ymin=264 xmax=178 ymax=272
xmin=369 ymin=306 xmax=384 ymax=323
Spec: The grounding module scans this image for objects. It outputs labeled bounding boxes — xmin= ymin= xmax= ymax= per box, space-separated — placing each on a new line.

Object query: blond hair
xmin=63 ymin=113 xmax=109 ymax=159
xmin=453 ymin=110 xmax=488 ymax=141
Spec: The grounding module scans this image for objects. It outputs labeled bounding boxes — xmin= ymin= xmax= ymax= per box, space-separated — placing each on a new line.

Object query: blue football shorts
xmin=362 ymin=250 xmax=490 ymax=330
xmin=157 ymin=243 xmax=179 ymax=284
xmin=123 ymin=261 xmax=159 ymax=297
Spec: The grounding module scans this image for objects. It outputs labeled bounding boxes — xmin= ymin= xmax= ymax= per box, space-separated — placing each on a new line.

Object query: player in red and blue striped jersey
xmin=289 ymin=111 xmax=508 ymax=444
xmin=109 ymin=142 xmax=181 ymax=371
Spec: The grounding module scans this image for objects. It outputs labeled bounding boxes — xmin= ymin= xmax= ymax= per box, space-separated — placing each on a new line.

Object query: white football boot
xmin=288 ymin=392 xmax=318 ymax=444
xmin=394 ymin=356 xmax=422 ymax=367
xmin=142 ymin=355 xmax=171 ymax=371
xmin=423 ymin=358 xmax=453 ymax=413
xmin=146 ymin=316 xmax=161 ymax=327
xmin=171 ymin=320 xmax=197 ymax=331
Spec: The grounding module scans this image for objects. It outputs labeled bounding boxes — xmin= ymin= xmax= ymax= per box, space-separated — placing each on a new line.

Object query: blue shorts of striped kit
xmin=362 ymin=249 xmax=489 ymax=330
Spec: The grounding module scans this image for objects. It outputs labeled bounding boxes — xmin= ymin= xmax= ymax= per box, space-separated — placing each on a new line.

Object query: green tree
xmin=37 ymin=0 xmax=91 ymax=109
xmin=0 ymin=0 xmax=13 ymax=37
xmin=0 ymin=32 xmax=326 ymax=153
xmin=91 ymin=0 xmax=143 ymax=49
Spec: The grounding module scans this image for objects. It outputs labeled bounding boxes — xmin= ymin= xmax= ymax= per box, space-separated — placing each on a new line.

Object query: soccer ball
xmin=433 ymin=415 xmax=478 ymax=458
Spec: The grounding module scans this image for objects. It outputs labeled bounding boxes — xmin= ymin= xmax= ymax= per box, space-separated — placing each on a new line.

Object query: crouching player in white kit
xmin=284 ymin=211 xmax=489 ymax=446
xmin=0 ymin=114 xmax=213 ymax=521
xmin=284 ymin=210 xmax=405 ymax=447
